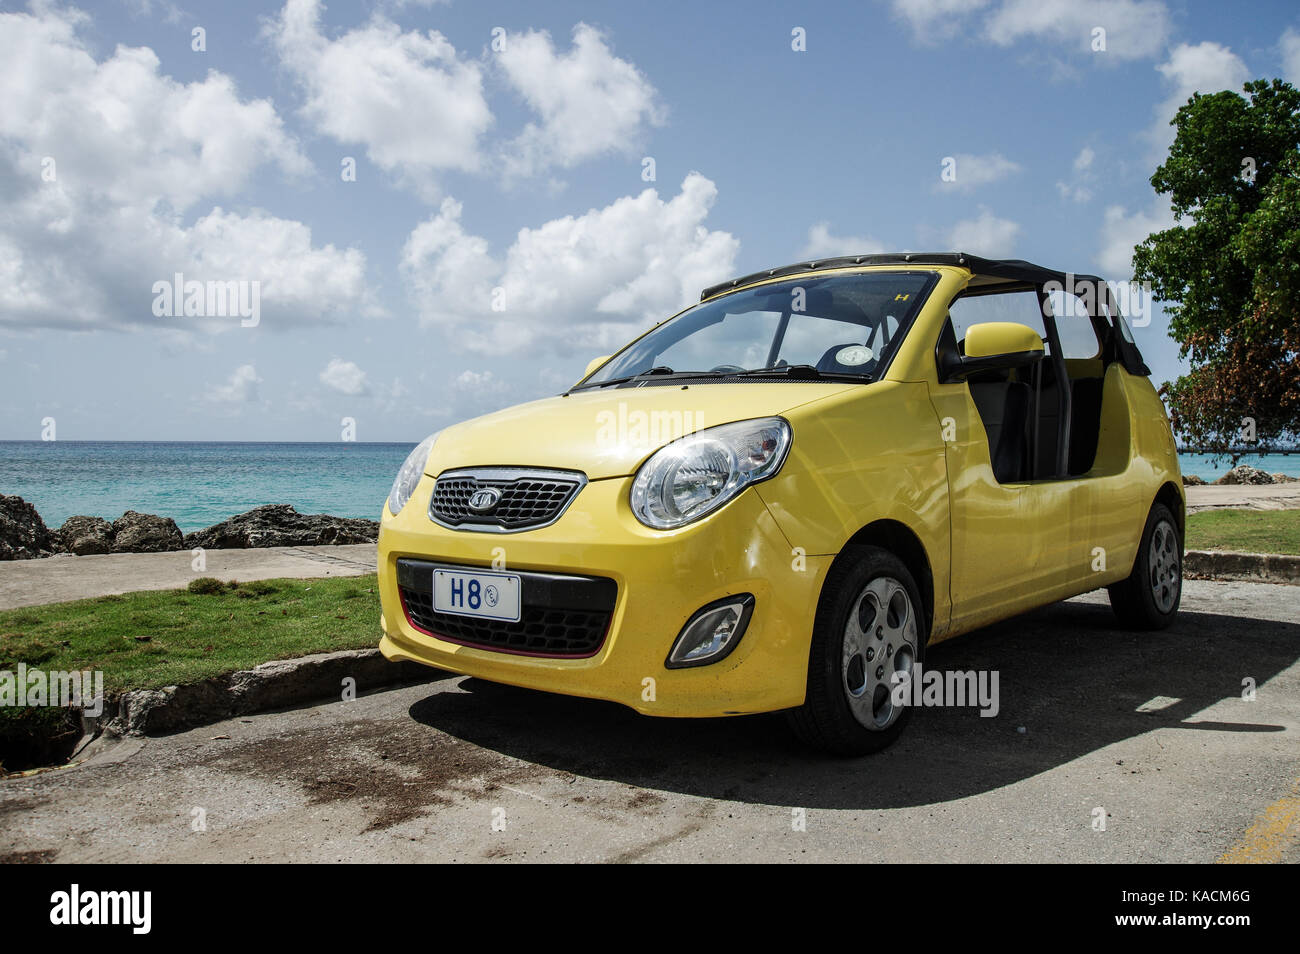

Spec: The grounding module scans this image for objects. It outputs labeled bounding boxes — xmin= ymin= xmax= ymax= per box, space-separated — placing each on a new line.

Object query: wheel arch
xmin=833 ymin=519 xmax=936 ymax=635
xmin=1154 ymin=480 xmax=1185 ymax=538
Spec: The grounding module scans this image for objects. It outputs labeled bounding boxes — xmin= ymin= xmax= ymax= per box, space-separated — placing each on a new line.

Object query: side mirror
xmin=939 ymin=322 xmax=1044 ymax=382
xmin=576 ymin=355 xmax=611 ymax=387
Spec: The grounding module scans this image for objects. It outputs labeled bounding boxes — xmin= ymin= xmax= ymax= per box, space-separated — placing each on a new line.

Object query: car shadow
xmin=406 ymin=596 xmax=1297 ymax=809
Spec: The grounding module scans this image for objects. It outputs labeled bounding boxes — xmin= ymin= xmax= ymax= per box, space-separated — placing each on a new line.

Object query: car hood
xmin=425 ymin=382 xmax=859 ymax=480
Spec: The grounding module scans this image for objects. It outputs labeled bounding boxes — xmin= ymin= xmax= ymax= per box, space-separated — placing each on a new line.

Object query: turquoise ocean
xmin=0 ymin=441 xmax=414 ymax=534
xmin=0 ymin=441 xmax=1295 ymax=534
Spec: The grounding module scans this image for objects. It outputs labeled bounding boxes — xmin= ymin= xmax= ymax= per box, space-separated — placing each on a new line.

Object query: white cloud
xmin=450 ymin=369 xmax=512 ymax=408
xmin=799 ymin=223 xmax=887 ymax=260
xmin=935 ymin=152 xmax=1021 ymax=192
xmin=984 ymin=0 xmax=1171 ymax=61
xmin=1280 ymin=28 xmax=1300 ymax=86
xmin=0 ymin=5 xmax=374 ymax=331
xmin=269 ymin=0 xmax=491 ymax=195
xmin=1148 ymin=42 xmax=1250 ymax=154
xmin=1098 ymin=44 xmax=1246 ymax=279
xmin=1097 ymin=201 xmax=1175 ymax=279
xmin=211 ymin=364 xmax=262 ymax=404
xmin=401 ymin=173 xmax=738 ymax=354
xmin=894 ymin=0 xmax=1170 ymax=60
xmin=1056 ymin=146 xmax=1096 ymax=203
xmin=427 ymin=368 xmax=552 ymax=423
xmin=0 ymin=192 xmax=374 ymax=330
xmin=453 ymin=369 xmax=507 ymax=393
xmin=945 ymin=208 xmax=1021 ymax=258
xmin=374 ymin=376 xmax=411 ymax=414
xmin=319 ymin=358 xmax=370 ymax=396
xmin=0 ymin=6 xmax=307 ymax=213
xmin=889 ymin=0 xmax=990 ymax=41
xmin=1056 ymin=182 xmax=1093 ymax=203
xmin=121 ymin=0 xmax=185 ymax=25
xmin=497 ymin=23 xmax=665 ymax=180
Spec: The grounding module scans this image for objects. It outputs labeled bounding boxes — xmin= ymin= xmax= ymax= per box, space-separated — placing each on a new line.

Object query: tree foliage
xmin=1133 ymin=79 xmax=1300 ymax=457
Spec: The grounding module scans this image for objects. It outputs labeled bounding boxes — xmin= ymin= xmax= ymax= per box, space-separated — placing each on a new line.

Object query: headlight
xmin=630 ymin=417 xmax=791 ymax=529
xmin=387 ymin=432 xmax=440 ymax=515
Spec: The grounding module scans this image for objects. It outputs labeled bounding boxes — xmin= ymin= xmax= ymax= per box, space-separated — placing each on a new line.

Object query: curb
xmin=1184 ymin=549 xmax=1300 ymax=585
xmin=86 ymin=648 xmax=438 ymax=739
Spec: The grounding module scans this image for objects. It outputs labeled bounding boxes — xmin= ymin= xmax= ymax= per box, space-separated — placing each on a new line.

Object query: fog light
xmin=666 ymin=595 xmax=755 ymax=669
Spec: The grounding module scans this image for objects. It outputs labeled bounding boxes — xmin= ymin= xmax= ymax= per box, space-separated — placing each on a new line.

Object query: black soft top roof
xmin=698 ymin=251 xmax=1149 ymax=376
xmin=700 ymin=252 xmax=1105 ymax=301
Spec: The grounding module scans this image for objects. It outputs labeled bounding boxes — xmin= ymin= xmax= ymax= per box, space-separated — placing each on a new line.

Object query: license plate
xmin=432 ymin=569 xmax=522 ymax=622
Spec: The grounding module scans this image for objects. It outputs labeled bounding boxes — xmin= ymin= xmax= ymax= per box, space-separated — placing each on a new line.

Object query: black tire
xmin=1107 ymin=501 xmax=1182 ymax=630
xmin=786 ymin=545 xmax=928 ymax=756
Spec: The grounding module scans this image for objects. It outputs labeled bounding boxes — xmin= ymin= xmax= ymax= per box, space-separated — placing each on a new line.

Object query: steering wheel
xmin=709 ymin=364 xmax=745 ymax=373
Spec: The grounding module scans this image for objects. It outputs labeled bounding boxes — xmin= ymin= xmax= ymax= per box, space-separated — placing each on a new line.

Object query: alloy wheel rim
xmin=1148 ymin=518 xmax=1180 ymax=614
xmin=842 ymin=576 xmax=918 ymax=730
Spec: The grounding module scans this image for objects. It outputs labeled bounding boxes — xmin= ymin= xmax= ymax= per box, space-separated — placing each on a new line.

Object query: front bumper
xmin=377 ymin=472 xmax=829 ymax=717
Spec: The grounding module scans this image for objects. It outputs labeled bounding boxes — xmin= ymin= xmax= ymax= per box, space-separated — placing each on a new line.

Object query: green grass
xmin=0 ymin=574 xmax=381 ymax=693
xmin=0 ymin=575 xmax=382 ymax=772
xmin=1186 ymin=509 xmax=1300 ymax=555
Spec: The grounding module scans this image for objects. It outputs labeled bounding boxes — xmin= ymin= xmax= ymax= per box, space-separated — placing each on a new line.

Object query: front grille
xmin=428 ymin=467 xmax=585 ymax=532
xmin=396 ymin=558 xmax=616 ymax=658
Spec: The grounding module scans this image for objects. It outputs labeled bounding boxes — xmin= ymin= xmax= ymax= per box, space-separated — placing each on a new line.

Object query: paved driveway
xmin=0 ymin=544 xmax=377 ymax=610
xmin=2 ymin=579 xmax=1297 ymax=863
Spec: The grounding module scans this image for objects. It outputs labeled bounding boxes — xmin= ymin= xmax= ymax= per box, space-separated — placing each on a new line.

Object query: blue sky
xmin=1 ymin=0 xmax=1297 ymax=441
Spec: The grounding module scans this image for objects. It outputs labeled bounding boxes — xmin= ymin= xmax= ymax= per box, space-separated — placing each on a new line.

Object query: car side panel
xmin=937 ymin=364 xmax=1183 ymax=639
xmin=886 ymin=265 xmax=1184 ymax=639
xmin=755 ymin=380 xmax=955 ymax=640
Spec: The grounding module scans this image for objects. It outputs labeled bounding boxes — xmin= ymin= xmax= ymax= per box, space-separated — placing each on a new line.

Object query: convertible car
xmin=377 ymin=252 xmax=1183 ymax=754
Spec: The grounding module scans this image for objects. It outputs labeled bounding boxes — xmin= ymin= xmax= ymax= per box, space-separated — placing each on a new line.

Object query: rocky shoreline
xmin=1180 ymin=463 xmax=1297 ymax=487
xmin=2 ymin=463 xmax=1294 ymax=561
xmin=0 ymin=497 xmax=378 ymax=561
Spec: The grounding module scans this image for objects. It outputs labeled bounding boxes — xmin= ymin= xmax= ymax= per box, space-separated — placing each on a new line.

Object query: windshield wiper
xmin=571 ymin=366 xmax=677 ymax=391
xmin=727 ymin=364 xmax=870 ymax=382
xmin=728 ymin=364 xmax=823 ymax=379
xmin=570 ymin=363 xmax=868 ymax=394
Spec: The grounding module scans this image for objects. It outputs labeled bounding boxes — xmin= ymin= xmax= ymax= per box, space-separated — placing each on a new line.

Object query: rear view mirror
xmin=940 ymin=322 xmax=1044 ymax=382
xmin=576 ymin=355 xmax=611 ymax=387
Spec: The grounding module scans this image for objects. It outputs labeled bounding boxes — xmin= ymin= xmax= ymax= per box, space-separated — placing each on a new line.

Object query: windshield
xmin=578 ymin=271 xmax=936 ymax=388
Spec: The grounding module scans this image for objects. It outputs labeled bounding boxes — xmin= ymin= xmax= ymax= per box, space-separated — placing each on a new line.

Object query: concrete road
xmin=2 ymin=578 xmax=1297 ymax=864
xmin=0 ymin=544 xmax=377 ymax=610
xmin=1185 ymin=483 xmax=1300 ymax=513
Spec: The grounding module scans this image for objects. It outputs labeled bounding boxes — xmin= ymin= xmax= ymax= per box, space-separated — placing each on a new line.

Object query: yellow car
xmin=379 ymin=253 xmax=1183 ymax=755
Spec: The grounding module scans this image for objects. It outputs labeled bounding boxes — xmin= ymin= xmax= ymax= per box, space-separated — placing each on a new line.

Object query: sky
xmin=1 ymin=0 xmax=1297 ymax=442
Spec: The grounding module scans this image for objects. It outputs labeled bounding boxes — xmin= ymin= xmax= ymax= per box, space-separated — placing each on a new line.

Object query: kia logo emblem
xmin=467 ymin=487 xmax=503 ymax=513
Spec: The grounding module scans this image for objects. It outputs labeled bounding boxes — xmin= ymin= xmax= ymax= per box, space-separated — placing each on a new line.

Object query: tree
xmin=1133 ymin=79 xmax=1300 ymax=459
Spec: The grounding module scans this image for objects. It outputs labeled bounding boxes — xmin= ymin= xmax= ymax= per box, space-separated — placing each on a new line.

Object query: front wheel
xmin=786 ymin=546 xmax=927 ymax=756
xmin=1107 ymin=502 xmax=1182 ymax=630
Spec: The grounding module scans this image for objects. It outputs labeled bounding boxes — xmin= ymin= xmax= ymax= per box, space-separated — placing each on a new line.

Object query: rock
xmin=1182 ymin=474 xmax=1207 ymax=486
xmin=1212 ymin=464 xmax=1277 ymax=486
xmin=1270 ymin=472 xmax=1297 ymax=483
xmin=0 ymin=495 xmax=59 ymax=560
xmin=97 ymin=649 xmax=433 ymax=737
xmin=58 ymin=515 xmax=115 ymax=555
xmin=110 ymin=511 xmax=184 ymax=553
xmin=183 ymin=504 xmax=379 ymax=550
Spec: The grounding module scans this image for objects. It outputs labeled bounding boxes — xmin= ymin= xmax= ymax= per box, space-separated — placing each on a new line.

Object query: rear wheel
xmin=1108 ymin=502 xmax=1182 ymax=630
xmin=786 ymin=546 xmax=927 ymax=756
